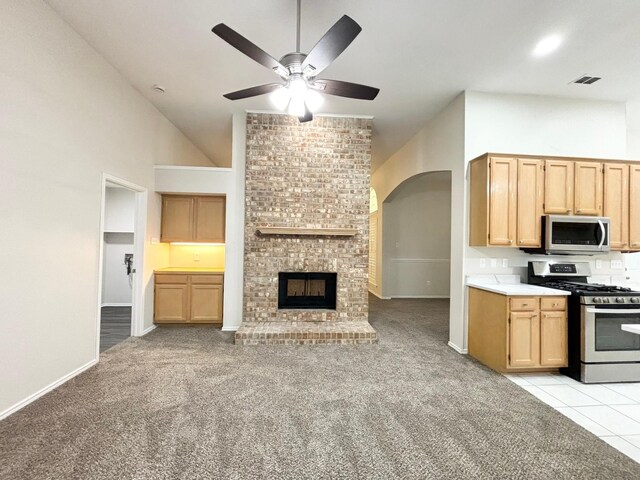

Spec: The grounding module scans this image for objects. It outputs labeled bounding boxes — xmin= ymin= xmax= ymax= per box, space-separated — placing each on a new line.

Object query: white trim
xmin=368 ymin=289 xmax=391 ymax=300
xmin=448 ymin=341 xmax=468 ymax=354
xmin=141 ymin=324 xmax=157 ymax=336
xmin=222 ymin=325 xmax=239 ymax=332
xmin=389 ymin=258 xmax=451 ymax=264
xmin=390 ymin=295 xmax=450 ymax=299
xmin=245 ymin=109 xmax=374 ymax=119
xmin=0 ymin=359 xmax=97 ymax=420
xmin=153 ymin=165 xmax=232 ymax=172
xmin=101 ymin=302 xmax=132 ymax=307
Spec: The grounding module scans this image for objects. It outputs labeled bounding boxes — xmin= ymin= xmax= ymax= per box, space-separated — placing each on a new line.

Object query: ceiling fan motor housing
xmin=278 ymin=52 xmax=308 ymax=76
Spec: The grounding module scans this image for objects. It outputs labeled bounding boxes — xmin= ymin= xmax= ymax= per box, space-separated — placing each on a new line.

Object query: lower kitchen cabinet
xmin=154 ymin=271 xmax=223 ymax=324
xmin=468 ymin=288 xmax=568 ymax=372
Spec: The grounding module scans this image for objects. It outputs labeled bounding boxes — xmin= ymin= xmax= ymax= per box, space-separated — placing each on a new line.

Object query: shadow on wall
xmin=382 ymin=171 xmax=452 ymax=298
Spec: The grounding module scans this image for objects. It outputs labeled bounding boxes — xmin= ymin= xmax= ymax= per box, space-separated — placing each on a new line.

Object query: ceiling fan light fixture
xmin=287 ymin=95 xmax=306 ymax=117
xmin=304 ymin=88 xmax=324 ymax=112
xmin=270 ymin=86 xmax=291 ymax=110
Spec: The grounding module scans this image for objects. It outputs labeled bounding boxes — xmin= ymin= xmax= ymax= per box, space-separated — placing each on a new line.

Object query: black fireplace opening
xmin=278 ymin=272 xmax=337 ymax=310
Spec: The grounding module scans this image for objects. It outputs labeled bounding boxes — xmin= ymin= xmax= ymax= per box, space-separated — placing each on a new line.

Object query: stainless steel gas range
xmin=528 ymin=261 xmax=640 ymax=383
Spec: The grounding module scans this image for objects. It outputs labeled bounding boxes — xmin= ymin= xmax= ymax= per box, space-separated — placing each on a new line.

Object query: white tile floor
xmin=505 ymin=372 xmax=640 ymax=463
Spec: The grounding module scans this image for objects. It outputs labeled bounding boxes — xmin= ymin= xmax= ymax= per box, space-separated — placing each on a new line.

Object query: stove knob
xmin=593 ymin=297 xmax=603 ymax=304
xmin=616 ymin=297 xmax=625 ymax=303
xmin=603 ymin=298 xmax=611 ymax=303
xmin=631 ymin=298 xmax=640 ymax=304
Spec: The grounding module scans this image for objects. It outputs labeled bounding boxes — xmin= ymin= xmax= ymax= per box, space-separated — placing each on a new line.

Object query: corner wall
xmin=0 ymin=0 xmax=213 ymax=418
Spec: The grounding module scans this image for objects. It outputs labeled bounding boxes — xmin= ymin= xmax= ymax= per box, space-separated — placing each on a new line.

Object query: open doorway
xmin=97 ymin=174 xmax=147 ymax=354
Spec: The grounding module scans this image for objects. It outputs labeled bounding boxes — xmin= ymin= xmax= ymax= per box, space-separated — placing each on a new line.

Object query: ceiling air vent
xmin=571 ymin=75 xmax=602 ymax=85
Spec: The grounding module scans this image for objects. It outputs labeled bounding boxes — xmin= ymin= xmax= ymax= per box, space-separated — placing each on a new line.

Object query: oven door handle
xmin=598 ymin=220 xmax=606 ymax=249
xmin=585 ymin=307 xmax=640 ymax=314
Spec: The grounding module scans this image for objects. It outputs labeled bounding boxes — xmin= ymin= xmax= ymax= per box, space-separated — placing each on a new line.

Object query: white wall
xmin=0 ymin=0 xmax=213 ymax=418
xmin=104 ymin=187 xmax=135 ymax=232
xmin=382 ymin=172 xmax=451 ymax=297
xmin=102 ymin=233 xmax=134 ymax=305
xmin=627 ymin=101 xmax=640 ymax=159
xmin=371 ymin=93 xmax=466 ymax=349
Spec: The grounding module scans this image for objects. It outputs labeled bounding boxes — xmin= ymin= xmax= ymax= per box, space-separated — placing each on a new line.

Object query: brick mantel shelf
xmin=256 ymin=227 xmax=358 ymax=237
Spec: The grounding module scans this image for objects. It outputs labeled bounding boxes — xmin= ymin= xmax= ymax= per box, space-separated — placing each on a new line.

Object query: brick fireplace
xmin=235 ymin=113 xmax=378 ymax=345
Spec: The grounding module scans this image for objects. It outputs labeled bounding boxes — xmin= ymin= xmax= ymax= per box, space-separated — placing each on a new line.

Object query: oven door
xmin=582 ymin=306 xmax=640 ymax=363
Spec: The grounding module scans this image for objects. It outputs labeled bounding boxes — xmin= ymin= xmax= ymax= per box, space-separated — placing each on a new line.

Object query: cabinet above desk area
xmin=161 ymin=194 xmax=225 ymax=243
xmin=469 ymin=153 xmax=640 ymax=252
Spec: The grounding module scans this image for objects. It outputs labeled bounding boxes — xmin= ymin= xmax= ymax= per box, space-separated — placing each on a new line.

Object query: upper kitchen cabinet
xmin=629 ymin=164 xmax=640 ymax=251
xmin=544 ymin=160 xmax=574 ymax=214
xmin=161 ymin=194 xmax=226 ymax=243
xmin=603 ymin=163 xmax=629 ymax=250
xmin=573 ymin=162 xmax=603 ymax=216
xmin=469 ymin=155 xmax=542 ymax=248
xmin=516 ymin=158 xmax=544 ymax=247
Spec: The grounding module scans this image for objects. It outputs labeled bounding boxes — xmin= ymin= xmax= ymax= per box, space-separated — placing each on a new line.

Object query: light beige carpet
xmin=1 ymin=296 xmax=638 ymax=479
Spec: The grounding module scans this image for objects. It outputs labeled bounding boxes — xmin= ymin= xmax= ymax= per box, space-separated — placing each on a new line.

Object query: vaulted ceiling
xmin=45 ymin=0 xmax=640 ymax=169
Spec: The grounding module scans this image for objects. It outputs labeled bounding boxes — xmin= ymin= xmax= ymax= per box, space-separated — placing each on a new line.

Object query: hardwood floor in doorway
xmin=100 ymin=306 xmax=131 ymax=352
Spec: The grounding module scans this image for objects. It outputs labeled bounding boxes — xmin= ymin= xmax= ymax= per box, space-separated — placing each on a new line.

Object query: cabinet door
xmin=517 ymin=159 xmax=544 ymax=247
xmin=603 ymin=163 xmax=629 ymax=250
xmin=194 ymin=196 xmax=225 ymax=243
xmin=154 ymin=284 xmax=189 ymax=322
xmin=190 ymin=284 xmax=223 ymax=323
xmin=161 ymin=196 xmax=194 ymax=242
xmin=489 ymin=157 xmax=517 ymax=246
xmin=544 ymin=160 xmax=574 ymax=214
xmin=509 ymin=312 xmax=540 ymax=368
xmin=540 ymin=311 xmax=568 ymax=367
xmin=574 ymin=162 xmax=603 ymax=216
xmin=630 ymin=164 xmax=640 ymax=251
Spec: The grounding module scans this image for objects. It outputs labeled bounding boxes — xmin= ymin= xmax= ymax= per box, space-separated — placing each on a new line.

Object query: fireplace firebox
xmin=278 ymin=272 xmax=337 ymax=310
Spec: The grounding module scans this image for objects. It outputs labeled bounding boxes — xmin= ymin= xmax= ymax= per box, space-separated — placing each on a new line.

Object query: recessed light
xmin=533 ymin=35 xmax=562 ymax=57
xmin=152 ymin=84 xmax=166 ymax=93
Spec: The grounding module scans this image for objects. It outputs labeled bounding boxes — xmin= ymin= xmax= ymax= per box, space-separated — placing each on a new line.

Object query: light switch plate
xmin=502 ymin=259 xmax=509 ymax=268
xmin=611 ymin=260 xmax=623 ymax=269
xmin=480 ymin=258 xmax=486 ymax=268
xmin=490 ymin=258 xmax=497 ymax=268
xmin=595 ymin=260 xmax=603 ymax=270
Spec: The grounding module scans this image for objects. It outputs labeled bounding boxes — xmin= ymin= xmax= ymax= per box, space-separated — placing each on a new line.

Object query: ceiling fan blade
xmin=301 ymin=15 xmax=362 ymax=77
xmin=223 ymin=83 xmax=282 ymax=100
xmin=212 ymin=23 xmax=287 ymax=76
xmin=312 ymin=79 xmax=379 ymax=100
xmin=298 ymin=107 xmax=313 ymax=123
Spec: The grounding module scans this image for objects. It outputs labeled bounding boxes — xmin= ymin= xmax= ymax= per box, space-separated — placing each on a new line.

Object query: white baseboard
xmin=140 ymin=324 xmax=157 ymax=336
xmin=101 ymin=302 xmax=132 ymax=307
xmin=448 ymin=341 xmax=468 ymax=354
xmin=368 ymin=290 xmax=391 ymax=300
xmin=390 ymin=295 xmax=450 ymax=299
xmin=222 ymin=325 xmax=239 ymax=332
xmin=0 ymin=358 xmax=98 ymax=421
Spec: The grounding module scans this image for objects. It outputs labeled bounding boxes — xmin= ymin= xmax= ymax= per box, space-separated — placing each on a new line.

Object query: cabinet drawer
xmin=510 ymin=297 xmax=538 ymax=311
xmin=190 ymin=274 xmax=223 ymax=285
xmin=540 ymin=297 xmax=566 ymax=311
xmin=155 ymin=274 xmax=188 ymax=284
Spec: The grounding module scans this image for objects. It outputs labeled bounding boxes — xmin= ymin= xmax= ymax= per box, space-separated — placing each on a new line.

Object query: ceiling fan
xmin=212 ymin=0 xmax=380 ymax=123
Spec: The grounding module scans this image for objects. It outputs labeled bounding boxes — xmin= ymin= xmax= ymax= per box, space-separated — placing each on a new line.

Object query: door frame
xmin=96 ymin=173 xmax=148 ymax=357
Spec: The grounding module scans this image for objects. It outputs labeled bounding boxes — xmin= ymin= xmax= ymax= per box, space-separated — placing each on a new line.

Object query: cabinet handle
xmin=566 ymin=209 xmax=571 ymax=213
xmin=509 ymin=239 xmax=513 ymax=244
xmin=576 ymin=209 xmax=582 ymax=213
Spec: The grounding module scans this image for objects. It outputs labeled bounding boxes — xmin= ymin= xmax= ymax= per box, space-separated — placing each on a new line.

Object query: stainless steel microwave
xmin=523 ymin=215 xmax=610 ymax=255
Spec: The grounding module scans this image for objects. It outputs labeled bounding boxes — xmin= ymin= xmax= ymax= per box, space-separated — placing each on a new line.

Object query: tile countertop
xmin=467 ymin=274 xmax=570 ymax=296
xmin=154 ymin=267 xmax=224 ymax=274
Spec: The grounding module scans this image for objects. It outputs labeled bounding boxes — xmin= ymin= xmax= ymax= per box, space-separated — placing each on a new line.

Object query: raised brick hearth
xmin=236 ymin=113 xmax=377 ymax=345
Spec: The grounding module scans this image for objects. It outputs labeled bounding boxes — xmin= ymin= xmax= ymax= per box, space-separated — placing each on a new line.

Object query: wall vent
xmin=571 ymin=75 xmax=602 ymax=85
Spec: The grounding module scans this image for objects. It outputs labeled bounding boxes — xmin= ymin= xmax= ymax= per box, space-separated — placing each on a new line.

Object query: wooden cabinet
xmin=603 ymin=163 xmax=629 ymax=250
xmin=161 ymin=195 xmax=225 ymax=243
xmin=630 ymin=164 xmax=640 ymax=250
xmin=574 ymin=162 xmax=603 ymax=216
xmin=544 ymin=160 xmax=574 ymax=214
xmin=470 ymin=155 xmax=539 ymax=247
xmin=516 ymin=159 xmax=544 ymax=247
xmin=468 ymin=288 xmax=568 ymax=373
xmin=154 ymin=271 xmax=223 ymax=324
